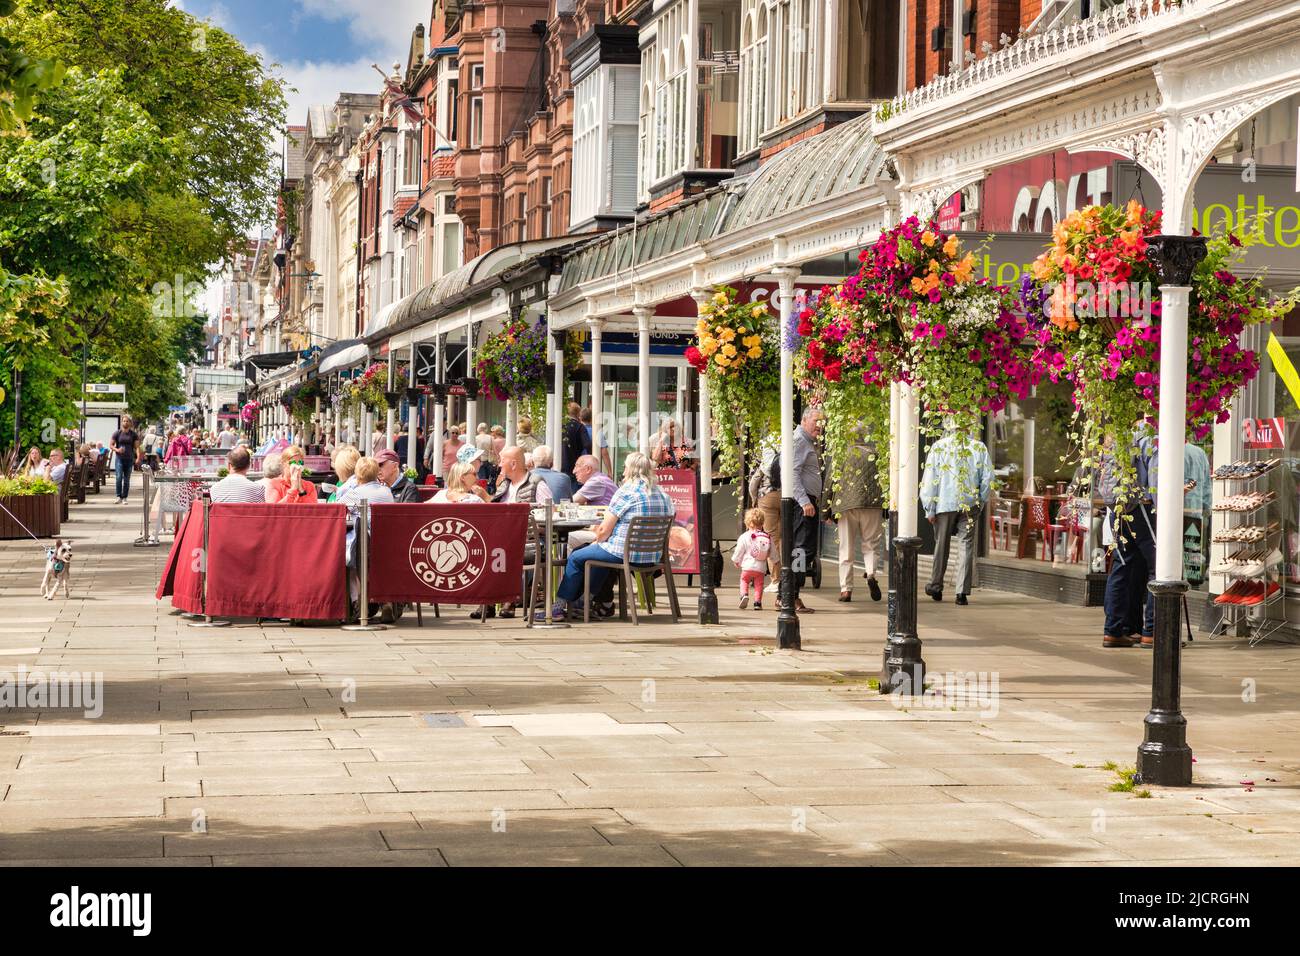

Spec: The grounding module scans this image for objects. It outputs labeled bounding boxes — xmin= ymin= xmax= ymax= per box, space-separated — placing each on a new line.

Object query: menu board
xmin=656 ymin=468 xmax=700 ymax=575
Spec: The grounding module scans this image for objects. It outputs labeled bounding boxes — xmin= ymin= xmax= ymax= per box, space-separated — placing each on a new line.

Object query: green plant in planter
xmin=0 ymin=475 xmax=58 ymax=497
xmin=215 ymin=467 xmax=229 ymax=478
xmin=403 ymin=467 xmax=418 ymax=481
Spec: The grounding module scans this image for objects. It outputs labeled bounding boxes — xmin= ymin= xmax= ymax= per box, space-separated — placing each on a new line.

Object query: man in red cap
xmin=376 ymin=449 xmax=422 ymax=502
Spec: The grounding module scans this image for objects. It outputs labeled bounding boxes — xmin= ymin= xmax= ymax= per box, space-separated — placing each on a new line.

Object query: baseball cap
xmin=457 ymin=445 xmax=484 ymax=465
xmin=374 ymin=450 xmax=401 ymax=466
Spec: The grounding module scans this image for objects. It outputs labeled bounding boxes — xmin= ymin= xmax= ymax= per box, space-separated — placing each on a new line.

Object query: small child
xmin=731 ymin=508 xmax=772 ymax=610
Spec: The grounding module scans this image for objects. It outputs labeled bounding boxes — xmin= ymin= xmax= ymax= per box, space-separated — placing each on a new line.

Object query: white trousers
xmin=838 ymin=507 xmax=883 ymax=590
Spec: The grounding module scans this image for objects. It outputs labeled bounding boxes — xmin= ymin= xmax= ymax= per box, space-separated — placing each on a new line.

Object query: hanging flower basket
xmin=476 ymin=317 xmax=551 ymax=403
xmin=685 ymin=286 xmax=780 ymax=477
xmin=1028 ymin=201 xmax=1296 ymax=497
xmin=349 ymin=362 xmax=389 ymax=410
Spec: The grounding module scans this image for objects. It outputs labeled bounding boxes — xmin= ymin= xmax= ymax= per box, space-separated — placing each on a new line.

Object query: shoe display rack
xmin=1210 ymin=457 xmax=1285 ymax=644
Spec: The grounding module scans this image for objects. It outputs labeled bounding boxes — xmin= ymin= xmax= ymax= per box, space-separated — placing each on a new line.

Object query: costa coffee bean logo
xmin=409 ymin=517 xmax=487 ymax=591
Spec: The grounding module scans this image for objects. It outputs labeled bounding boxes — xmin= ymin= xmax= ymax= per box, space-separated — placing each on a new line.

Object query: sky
xmin=175 ymin=0 xmax=428 ymax=128
xmin=175 ymin=0 xmax=428 ymax=316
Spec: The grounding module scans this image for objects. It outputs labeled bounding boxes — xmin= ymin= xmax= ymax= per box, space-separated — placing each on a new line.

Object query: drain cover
xmin=421 ymin=713 xmax=466 ymax=728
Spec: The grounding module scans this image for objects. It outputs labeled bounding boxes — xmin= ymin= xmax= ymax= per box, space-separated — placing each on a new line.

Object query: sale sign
xmin=1243 ymin=417 xmax=1286 ymax=449
xmin=367 ymin=503 xmax=530 ymax=604
xmin=656 ymin=468 xmax=700 ymax=575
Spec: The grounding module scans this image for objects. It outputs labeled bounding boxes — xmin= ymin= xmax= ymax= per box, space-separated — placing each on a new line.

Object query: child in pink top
xmin=730 ymin=508 xmax=772 ymax=610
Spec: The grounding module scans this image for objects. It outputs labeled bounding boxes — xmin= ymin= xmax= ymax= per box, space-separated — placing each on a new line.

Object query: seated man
xmin=566 ymin=454 xmax=616 ymax=552
xmin=44 ymin=447 xmax=69 ymax=483
xmin=552 ymin=452 xmax=674 ymax=620
xmin=210 ymin=447 xmax=268 ymax=503
xmin=530 ymin=444 xmax=574 ymax=502
xmin=572 ymin=454 xmax=616 ymax=506
xmin=376 ymin=449 xmax=421 ymax=502
xmin=492 ymin=446 xmax=547 ymax=504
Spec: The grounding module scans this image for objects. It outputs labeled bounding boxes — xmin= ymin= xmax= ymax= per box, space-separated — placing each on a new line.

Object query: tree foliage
xmin=0 ymin=0 xmax=286 ymax=450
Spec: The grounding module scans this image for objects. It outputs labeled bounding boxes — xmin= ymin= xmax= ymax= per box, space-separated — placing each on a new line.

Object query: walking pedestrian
xmin=749 ymin=440 xmax=783 ymax=591
xmin=110 ymin=415 xmax=141 ymax=503
xmin=921 ymin=419 xmax=992 ymax=606
xmin=1101 ymin=431 xmax=1157 ymax=647
xmin=731 ymin=508 xmax=772 ymax=611
xmin=783 ymin=406 xmax=826 ymax=615
xmin=833 ymin=425 xmax=884 ymax=602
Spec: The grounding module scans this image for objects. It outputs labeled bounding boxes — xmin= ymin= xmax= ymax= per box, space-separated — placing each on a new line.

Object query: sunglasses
xmin=289 ymin=459 xmax=305 ymax=467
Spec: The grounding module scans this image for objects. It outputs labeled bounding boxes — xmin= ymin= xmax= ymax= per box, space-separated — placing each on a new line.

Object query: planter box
xmin=0 ymin=493 xmax=61 ymax=539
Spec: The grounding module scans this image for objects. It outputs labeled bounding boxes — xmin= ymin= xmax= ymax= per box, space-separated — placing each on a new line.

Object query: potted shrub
xmin=0 ymin=474 xmax=61 ymax=539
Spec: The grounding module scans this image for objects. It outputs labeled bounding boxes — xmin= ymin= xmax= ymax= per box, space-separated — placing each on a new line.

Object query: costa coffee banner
xmin=655 ymin=468 xmax=700 ymax=575
xmin=367 ymin=503 xmax=530 ymax=604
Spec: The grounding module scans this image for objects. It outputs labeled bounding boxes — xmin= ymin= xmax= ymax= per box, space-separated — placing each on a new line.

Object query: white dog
xmin=41 ymin=539 xmax=73 ymax=600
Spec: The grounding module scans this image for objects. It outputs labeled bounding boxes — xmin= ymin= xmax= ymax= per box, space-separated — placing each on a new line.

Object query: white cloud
xmin=296 ymin=0 xmax=428 ymax=48
xmin=270 ymin=54 xmax=385 ymax=130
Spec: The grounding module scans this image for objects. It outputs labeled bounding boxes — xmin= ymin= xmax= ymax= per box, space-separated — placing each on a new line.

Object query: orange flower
xmin=952 ymin=253 xmax=975 ymax=284
xmin=921 ymin=230 xmax=937 ymax=247
xmin=943 ymin=235 xmax=960 ymax=257
xmin=1125 ymin=199 xmax=1144 ymax=227
xmin=910 ymin=276 xmax=927 ymax=294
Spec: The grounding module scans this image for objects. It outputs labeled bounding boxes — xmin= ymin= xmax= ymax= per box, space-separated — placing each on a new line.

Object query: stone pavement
xmin=2 ymin=494 xmax=1299 ymax=866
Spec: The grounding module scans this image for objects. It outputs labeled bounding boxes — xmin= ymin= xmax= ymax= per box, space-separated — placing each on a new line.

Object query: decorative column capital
xmin=586 ymin=316 xmax=605 ymax=335
xmin=689 ymin=287 xmax=712 ymax=309
xmin=430 ymin=382 xmax=448 ymax=403
xmin=460 ymin=377 xmax=480 ymax=401
xmin=771 ymin=266 xmax=801 ymax=295
xmin=1147 ymin=234 xmax=1208 ymax=287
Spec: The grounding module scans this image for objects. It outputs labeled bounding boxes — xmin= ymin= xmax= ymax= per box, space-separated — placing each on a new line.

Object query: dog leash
xmin=0 ymin=499 xmax=60 ymax=558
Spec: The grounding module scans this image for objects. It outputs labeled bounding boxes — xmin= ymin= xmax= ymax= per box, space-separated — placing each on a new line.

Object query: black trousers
xmin=793 ymin=496 xmax=819 ymax=589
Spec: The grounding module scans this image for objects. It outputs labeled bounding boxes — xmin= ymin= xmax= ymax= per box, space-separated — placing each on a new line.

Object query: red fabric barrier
xmin=367 ymin=503 xmax=530 ymax=605
xmin=156 ymin=502 xmax=204 ymax=613
xmin=204 ymin=504 xmax=348 ymax=620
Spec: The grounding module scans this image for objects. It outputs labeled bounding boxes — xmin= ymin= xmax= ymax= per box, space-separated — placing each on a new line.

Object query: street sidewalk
xmin=1 ymin=495 xmax=1298 ymax=865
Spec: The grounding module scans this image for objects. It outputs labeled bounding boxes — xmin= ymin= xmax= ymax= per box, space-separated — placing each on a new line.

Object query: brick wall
xmin=905 ymin=0 xmax=1046 ymax=91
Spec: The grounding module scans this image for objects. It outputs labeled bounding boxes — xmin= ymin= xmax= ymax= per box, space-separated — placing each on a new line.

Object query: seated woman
xmin=551 ymin=452 xmax=675 ymax=620
xmin=326 ymin=444 xmax=360 ymax=502
xmin=337 ymin=457 xmax=395 ymax=614
xmin=264 ymin=445 xmax=319 ymax=504
xmin=432 ymin=461 xmax=491 ymax=503
xmin=19 ymin=446 xmax=43 ymax=477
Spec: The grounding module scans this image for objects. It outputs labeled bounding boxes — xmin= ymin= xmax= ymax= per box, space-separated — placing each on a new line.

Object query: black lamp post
xmin=1134 ymin=233 xmax=1206 ymax=788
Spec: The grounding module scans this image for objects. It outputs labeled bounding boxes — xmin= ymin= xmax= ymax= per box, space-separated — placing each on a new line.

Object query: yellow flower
xmin=752 ymin=303 xmax=767 ymax=315
xmin=747 ymin=347 xmax=762 ymax=359
xmin=715 ymin=354 xmax=730 ymax=367
xmin=722 ymin=343 xmax=738 ymax=357
xmin=922 ymin=230 xmax=937 ymax=247
xmin=699 ymin=337 xmax=718 ymax=356
xmin=696 ymin=319 xmax=709 ymax=336
xmin=713 ymin=291 xmax=728 ymax=305
xmin=719 ymin=327 xmax=736 ymax=342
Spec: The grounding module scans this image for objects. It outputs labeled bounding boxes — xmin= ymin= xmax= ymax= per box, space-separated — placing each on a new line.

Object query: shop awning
xmin=317 ymin=340 xmax=370 ymax=376
xmin=239 ymin=350 xmax=301 ymax=381
xmin=556 ymin=112 xmax=889 ymax=296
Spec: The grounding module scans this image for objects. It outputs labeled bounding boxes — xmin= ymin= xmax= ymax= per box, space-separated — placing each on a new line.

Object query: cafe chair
xmin=990 ymin=496 xmax=1020 ymax=551
xmin=582 ymin=515 xmax=681 ymax=625
xmin=1015 ymin=495 xmax=1065 ymax=561
xmin=523 ymin=516 xmax=567 ymax=628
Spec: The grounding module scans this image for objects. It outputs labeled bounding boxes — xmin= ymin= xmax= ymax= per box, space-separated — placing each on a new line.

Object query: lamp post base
xmin=777 ymin=496 xmax=801 ymax=650
xmin=1136 ymin=579 xmax=1193 ymax=786
xmin=880 ymin=536 xmax=924 ymax=695
xmin=697 ymin=489 xmax=719 ymax=625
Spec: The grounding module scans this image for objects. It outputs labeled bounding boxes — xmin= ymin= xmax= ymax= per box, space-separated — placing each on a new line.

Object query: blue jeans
xmin=1103 ymin=505 xmax=1155 ymax=636
xmin=557 ymin=542 xmax=619 ymax=604
xmin=115 ymin=457 xmax=132 ymax=500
